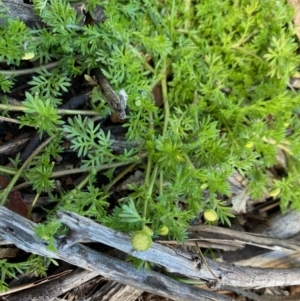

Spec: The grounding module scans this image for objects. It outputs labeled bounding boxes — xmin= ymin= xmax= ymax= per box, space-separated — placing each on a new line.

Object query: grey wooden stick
xmin=56 ymin=210 xmax=300 ymax=289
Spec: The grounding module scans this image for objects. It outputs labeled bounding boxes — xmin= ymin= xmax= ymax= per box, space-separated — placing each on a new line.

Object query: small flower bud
xmin=131 ymin=230 xmax=152 ymax=251
xmin=159 ymin=226 xmax=169 ymax=236
xmin=204 ymin=210 xmax=218 ymax=222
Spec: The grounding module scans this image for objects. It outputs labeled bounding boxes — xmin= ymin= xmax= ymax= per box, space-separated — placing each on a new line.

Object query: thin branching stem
xmin=143 ymin=165 xmax=158 ymax=225
xmin=159 ymin=60 xmax=170 ymax=197
xmin=161 ymin=62 xmax=169 ymax=138
xmin=0 ymin=135 xmax=55 ymax=205
xmin=0 ymin=61 xmax=59 ymax=76
xmin=0 ymin=104 xmax=100 ymax=115
xmin=104 ymin=162 xmax=137 ymax=193
xmin=0 ymin=116 xmax=20 ymax=124
xmin=145 ymin=112 xmax=154 ymax=187
xmin=27 ymin=193 xmax=40 ymax=218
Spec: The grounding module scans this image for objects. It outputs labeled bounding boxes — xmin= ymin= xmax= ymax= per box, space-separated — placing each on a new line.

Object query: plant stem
xmin=183 ymin=0 xmax=191 ymax=30
xmin=0 ymin=104 xmax=26 ymax=111
xmin=143 ymin=165 xmax=158 ymax=224
xmin=145 ymin=155 xmax=152 ymax=186
xmin=76 ymin=173 xmax=91 ymax=190
xmin=193 ymin=90 xmax=199 ymax=125
xmin=0 ymin=165 xmax=17 ymax=176
xmin=0 ymin=135 xmax=55 ymax=205
xmin=231 ymin=46 xmax=264 ymax=62
xmin=10 ymin=181 xmax=29 ymax=191
xmin=0 ymin=61 xmax=59 ymax=76
xmin=52 ymin=157 xmax=143 ymax=178
xmin=145 ymin=112 xmax=154 ymax=186
xmin=143 ymin=111 xmax=155 ymax=223
xmin=27 ymin=193 xmax=40 ymax=218
xmin=159 ymin=171 xmax=164 ymax=196
xmin=183 ymin=153 xmax=195 ymax=170
xmin=0 ymin=155 xmax=145 ymax=182
xmin=0 ymin=116 xmax=21 ymax=124
xmin=0 ymin=104 xmax=100 ymax=116
xmin=168 ymin=0 xmax=176 ymax=41
xmin=161 ymin=61 xmax=169 ymax=138
xmin=57 ymin=109 xmax=100 ymax=115
xmin=159 ymin=60 xmax=170 ymax=196
xmin=195 ymin=241 xmax=220 ymax=282
xmin=104 ymin=162 xmax=137 ymax=193
xmin=128 ymin=43 xmax=155 ymax=73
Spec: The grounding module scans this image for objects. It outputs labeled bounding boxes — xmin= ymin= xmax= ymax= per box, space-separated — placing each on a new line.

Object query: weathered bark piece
xmin=0 ymin=206 xmax=233 ymax=301
xmin=235 ymin=249 xmax=300 ymax=269
xmin=0 ymin=237 xmax=11 ymax=245
xmin=262 ymin=210 xmax=300 ymax=238
xmin=1 ymin=1 xmax=41 ymax=26
xmin=2 ymin=205 xmax=300 ymax=292
xmin=56 ymin=211 xmax=209 ymax=280
xmin=56 ymin=210 xmax=300 ymax=289
xmin=0 ymin=1 xmax=91 ymax=27
xmin=187 ymin=225 xmax=300 ymax=252
xmin=158 ymin=238 xmax=245 ymax=252
xmin=4 ymin=278 xmax=63 ymax=301
xmin=222 ymin=285 xmax=300 ymax=301
xmin=224 ymin=210 xmax=300 ymax=267
xmin=1 ymin=269 xmax=99 ymax=300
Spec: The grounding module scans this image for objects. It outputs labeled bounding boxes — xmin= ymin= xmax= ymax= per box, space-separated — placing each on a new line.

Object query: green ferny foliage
xmin=0 ymin=0 xmax=299 ymax=286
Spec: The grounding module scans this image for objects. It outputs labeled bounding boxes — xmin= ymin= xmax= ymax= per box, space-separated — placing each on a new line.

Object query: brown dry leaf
xmin=0 ymin=247 xmax=19 ymax=259
xmin=231 ymin=189 xmax=250 ymax=213
xmin=290 ymin=284 xmax=300 ymax=296
xmin=0 ymin=175 xmax=30 ymax=218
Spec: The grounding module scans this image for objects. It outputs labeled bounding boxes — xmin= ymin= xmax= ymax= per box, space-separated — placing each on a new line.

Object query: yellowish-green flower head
xmin=204 ymin=210 xmax=218 ymax=222
xmin=131 ymin=230 xmax=152 ymax=251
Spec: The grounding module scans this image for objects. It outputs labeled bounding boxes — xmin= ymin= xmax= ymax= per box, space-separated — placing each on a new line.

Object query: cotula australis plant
xmin=0 ymin=0 xmax=300 ymax=286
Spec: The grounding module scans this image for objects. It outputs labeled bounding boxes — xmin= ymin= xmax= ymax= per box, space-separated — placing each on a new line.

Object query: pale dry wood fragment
xmin=262 ymin=210 xmax=300 ymax=238
xmin=231 ymin=210 xmax=300 ymax=269
xmin=4 ymin=278 xmax=63 ymax=301
xmin=0 ymin=238 xmax=11 ymax=245
xmin=235 ymin=249 xmax=300 ymax=269
xmin=188 ymin=225 xmax=300 ymax=252
xmin=50 ymin=269 xmax=98 ymax=300
xmin=0 ymin=270 xmax=70 ymax=297
xmin=56 ymin=210 xmax=300 ymax=289
xmin=85 ymin=282 xmax=143 ymax=301
xmin=56 ymin=211 xmax=209 ymax=280
xmin=158 ymin=238 xmax=245 ymax=251
xmin=2 ymin=205 xmax=300 ymax=291
xmin=1 ymin=269 xmax=101 ymax=300
xmin=222 ymin=285 xmax=300 ymax=301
